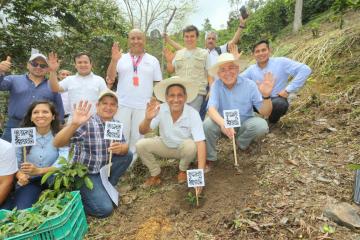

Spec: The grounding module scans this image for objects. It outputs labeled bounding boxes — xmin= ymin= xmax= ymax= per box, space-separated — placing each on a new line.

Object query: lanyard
xmin=131 ymin=55 xmax=143 ymax=75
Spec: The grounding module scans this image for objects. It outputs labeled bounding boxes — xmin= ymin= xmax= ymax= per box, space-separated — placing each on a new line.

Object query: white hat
xmin=154 ymin=76 xmax=199 ymax=103
xmin=208 ymin=53 xmax=241 ymax=77
xmin=98 ymin=90 xmax=118 ymax=103
xmin=28 ymin=53 xmax=48 ymax=64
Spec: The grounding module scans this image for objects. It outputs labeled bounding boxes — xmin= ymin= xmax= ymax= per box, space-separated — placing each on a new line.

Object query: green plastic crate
xmin=0 ymin=191 xmax=88 ymax=240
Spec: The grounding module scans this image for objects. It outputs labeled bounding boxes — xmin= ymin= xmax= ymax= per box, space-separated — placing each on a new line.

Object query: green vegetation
xmin=0 ymin=192 xmax=73 ymax=239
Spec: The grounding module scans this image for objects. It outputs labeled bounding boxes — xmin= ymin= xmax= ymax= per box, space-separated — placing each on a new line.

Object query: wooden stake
xmin=23 ymin=146 xmax=27 ymax=163
xmin=108 ymin=140 xmax=113 ymax=177
xmin=195 ymin=187 xmax=199 ymax=207
xmin=161 ymin=7 xmax=177 ymax=71
xmin=232 ymin=137 xmax=239 ymax=166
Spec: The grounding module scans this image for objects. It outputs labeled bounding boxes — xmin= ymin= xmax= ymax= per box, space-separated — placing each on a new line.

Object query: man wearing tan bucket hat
xmin=203 ymin=53 xmax=274 ymax=172
xmin=136 ymin=76 xmax=206 ymax=187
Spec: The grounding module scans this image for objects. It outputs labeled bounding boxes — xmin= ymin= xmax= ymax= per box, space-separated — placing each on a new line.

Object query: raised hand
xmin=163 ymin=48 xmax=175 ymax=63
xmin=48 ymin=52 xmax=60 ymax=72
xmin=0 ymin=56 xmax=11 ymax=74
xmin=111 ymin=42 xmax=122 ymax=61
xmin=72 ymin=101 xmax=92 ymax=126
xmin=228 ymin=43 xmax=242 ymax=60
xmin=257 ymin=72 xmax=275 ymax=97
xmin=145 ymin=97 xmax=160 ymax=121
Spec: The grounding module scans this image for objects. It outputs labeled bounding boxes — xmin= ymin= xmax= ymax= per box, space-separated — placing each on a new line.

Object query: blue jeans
xmin=3 ymin=176 xmax=46 ymax=210
xmin=80 ymin=153 xmax=132 ymax=218
xmin=1 ymin=118 xmax=21 ymax=143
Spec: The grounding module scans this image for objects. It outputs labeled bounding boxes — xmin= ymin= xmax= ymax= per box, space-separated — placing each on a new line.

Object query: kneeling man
xmin=204 ymin=53 xmax=274 ymax=171
xmin=53 ymin=90 xmax=132 ymax=218
xmin=136 ymin=76 xmax=206 ymax=186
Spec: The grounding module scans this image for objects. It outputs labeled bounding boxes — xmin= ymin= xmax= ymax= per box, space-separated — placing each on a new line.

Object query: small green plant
xmin=40 ymin=146 xmax=93 ymax=201
xmin=185 ymin=192 xmax=197 ymax=207
xmin=321 ymin=224 xmax=335 ymax=234
xmin=0 ymin=192 xmax=73 ymax=238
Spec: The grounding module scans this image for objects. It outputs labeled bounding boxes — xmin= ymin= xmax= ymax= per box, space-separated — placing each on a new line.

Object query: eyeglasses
xmin=30 ymin=61 xmax=48 ymax=69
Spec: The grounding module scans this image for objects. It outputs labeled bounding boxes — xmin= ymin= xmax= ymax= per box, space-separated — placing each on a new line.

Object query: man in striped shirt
xmin=54 ymin=90 xmax=132 ymax=218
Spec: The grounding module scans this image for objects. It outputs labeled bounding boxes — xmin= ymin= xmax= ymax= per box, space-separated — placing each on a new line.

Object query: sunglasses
xmin=30 ymin=61 xmax=48 ymax=69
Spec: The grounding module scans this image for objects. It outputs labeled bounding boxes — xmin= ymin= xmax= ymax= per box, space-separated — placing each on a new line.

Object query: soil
xmin=85 ymin=11 xmax=360 ymax=240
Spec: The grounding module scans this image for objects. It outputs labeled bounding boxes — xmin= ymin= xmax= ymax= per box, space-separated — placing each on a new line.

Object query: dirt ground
xmin=85 ymin=12 xmax=360 ymax=240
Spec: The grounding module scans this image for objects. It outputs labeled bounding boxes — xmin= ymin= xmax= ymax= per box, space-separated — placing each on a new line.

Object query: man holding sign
xmin=53 ymin=90 xmax=132 ymax=218
xmin=136 ymin=76 xmax=206 ymax=187
xmin=203 ymin=53 xmax=274 ymax=172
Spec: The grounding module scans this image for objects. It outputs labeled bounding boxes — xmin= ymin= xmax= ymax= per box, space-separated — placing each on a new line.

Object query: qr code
xmin=104 ymin=122 xmax=123 ymax=140
xmin=187 ymin=169 xmax=205 ymax=187
xmin=12 ymin=128 xmax=36 ymax=146
xmin=224 ymin=110 xmax=241 ymax=128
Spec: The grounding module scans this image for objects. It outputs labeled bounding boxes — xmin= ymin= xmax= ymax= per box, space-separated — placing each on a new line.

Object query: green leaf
xmin=63 ymin=176 xmax=69 ymax=189
xmin=347 ymin=164 xmax=360 ymax=170
xmin=54 ymin=177 xmax=62 ymax=191
xmin=84 ymin=176 xmax=93 ymax=190
xmin=41 ymin=170 xmax=55 ymax=185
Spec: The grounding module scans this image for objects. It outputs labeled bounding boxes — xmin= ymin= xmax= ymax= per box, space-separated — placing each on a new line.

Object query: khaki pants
xmin=136 ymin=137 xmax=197 ymax=176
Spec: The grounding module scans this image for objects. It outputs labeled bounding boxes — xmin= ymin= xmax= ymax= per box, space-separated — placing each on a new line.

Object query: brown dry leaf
xmin=285 ymin=158 xmax=299 ymax=166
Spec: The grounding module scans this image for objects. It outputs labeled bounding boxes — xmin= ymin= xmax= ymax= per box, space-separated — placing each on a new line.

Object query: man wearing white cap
xmin=136 ymin=76 xmax=206 ymax=187
xmin=0 ymin=54 xmax=64 ymax=142
xmin=53 ymin=90 xmax=132 ymax=218
xmin=204 ymin=53 xmax=274 ymax=172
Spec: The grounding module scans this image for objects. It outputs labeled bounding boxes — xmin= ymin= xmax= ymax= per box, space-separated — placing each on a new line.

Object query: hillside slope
xmin=86 ymin=10 xmax=360 ymax=240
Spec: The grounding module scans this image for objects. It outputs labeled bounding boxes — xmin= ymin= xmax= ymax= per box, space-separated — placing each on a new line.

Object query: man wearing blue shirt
xmin=204 ymin=53 xmax=274 ymax=172
xmin=0 ymin=54 xmax=64 ymax=142
xmin=241 ymin=40 xmax=312 ymax=123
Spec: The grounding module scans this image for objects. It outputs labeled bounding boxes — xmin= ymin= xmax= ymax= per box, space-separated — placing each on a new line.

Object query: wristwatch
xmin=262 ymin=96 xmax=271 ymax=100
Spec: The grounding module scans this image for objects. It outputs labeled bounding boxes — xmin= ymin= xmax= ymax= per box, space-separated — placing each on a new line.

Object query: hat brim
xmin=208 ymin=59 xmax=241 ymax=77
xmin=154 ymin=77 xmax=199 ymax=103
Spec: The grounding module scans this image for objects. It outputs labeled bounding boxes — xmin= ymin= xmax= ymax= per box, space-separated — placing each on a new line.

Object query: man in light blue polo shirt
xmin=204 ymin=53 xmax=274 ymax=171
xmin=241 ymin=40 xmax=312 ymax=123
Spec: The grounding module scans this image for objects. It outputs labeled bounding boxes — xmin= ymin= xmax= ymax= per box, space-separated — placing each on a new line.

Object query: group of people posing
xmin=0 ymin=18 xmax=311 ymax=218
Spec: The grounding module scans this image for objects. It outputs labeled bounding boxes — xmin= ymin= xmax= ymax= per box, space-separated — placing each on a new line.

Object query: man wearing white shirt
xmin=58 ymin=69 xmax=72 ymax=119
xmin=107 ymin=29 xmax=162 ymax=163
xmin=0 ymin=139 xmax=18 ymax=208
xmin=136 ymin=76 xmax=206 ymax=186
xmin=48 ymin=52 xmax=108 ymax=118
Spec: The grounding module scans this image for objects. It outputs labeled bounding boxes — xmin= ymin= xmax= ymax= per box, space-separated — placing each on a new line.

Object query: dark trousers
xmin=1 ymin=176 xmax=47 ymax=210
xmin=1 ymin=118 xmax=21 ymax=143
xmin=268 ymin=97 xmax=289 ymax=123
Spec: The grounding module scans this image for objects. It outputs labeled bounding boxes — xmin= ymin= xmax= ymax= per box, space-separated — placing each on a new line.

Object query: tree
xmin=121 ymin=0 xmax=197 ymax=34
xmin=0 ymin=0 xmax=128 ymax=76
xmin=293 ymin=0 xmax=303 ymax=33
xmin=202 ymin=18 xmax=213 ymax=32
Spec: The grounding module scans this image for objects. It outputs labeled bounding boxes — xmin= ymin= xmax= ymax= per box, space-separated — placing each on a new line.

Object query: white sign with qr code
xmin=104 ymin=121 xmax=123 ymax=140
xmin=11 ymin=127 xmax=36 ymax=147
xmin=187 ymin=169 xmax=205 ymax=188
xmin=223 ymin=109 xmax=241 ymax=128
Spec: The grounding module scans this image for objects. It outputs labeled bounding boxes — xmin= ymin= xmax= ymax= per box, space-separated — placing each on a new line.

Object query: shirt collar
xmin=163 ymin=103 xmax=188 ymax=121
xmin=36 ymin=130 xmax=52 ymax=139
xmin=220 ymin=75 xmax=243 ymax=89
xmin=75 ymin=72 xmax=94 ymax=77
xmin=256 ymin=58 xmax=272 ymax=69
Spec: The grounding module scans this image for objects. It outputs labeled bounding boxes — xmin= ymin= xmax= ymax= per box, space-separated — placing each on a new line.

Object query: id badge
xmin=133 ymin=76 xmax=139 ymax=86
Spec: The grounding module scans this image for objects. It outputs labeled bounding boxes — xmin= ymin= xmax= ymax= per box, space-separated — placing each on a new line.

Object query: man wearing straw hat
xmin=53 ymin=90 xmax=132 ymax=218
xmin=203 ymin=53 xmax=274 ymax=172
xmin=241 ymin=40 xmax=312 ymax=123
xmin=136 ymin=76 xmax=206 ymax=187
